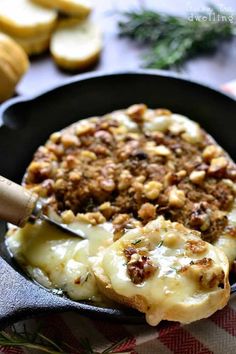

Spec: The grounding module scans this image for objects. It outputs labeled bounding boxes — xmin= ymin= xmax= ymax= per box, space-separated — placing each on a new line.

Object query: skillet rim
xmin=0 ymin=69 xmax=236 ymax=328
xmin=0 ymin=69 xmax=236 ymax=125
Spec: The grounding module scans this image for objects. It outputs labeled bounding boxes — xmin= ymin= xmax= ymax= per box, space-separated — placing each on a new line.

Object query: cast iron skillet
xmin=0 ymin=70 xmax=236 ymax=330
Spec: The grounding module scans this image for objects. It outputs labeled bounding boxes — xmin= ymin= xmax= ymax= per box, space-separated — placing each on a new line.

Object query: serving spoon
xmin=0 ymin=175 xmax=86 ymax=239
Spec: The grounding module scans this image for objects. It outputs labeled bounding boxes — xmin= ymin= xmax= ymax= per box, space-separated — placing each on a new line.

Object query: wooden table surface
xmin=17 ymin=0 xmax=236 ymax=96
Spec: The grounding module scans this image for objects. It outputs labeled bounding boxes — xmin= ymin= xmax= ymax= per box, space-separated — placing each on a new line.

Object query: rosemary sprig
xmin=0 ymin=329 xmax=65 ymax=354
xmin=0 ymin=326 xmax=132 ymax=354
xmin=119 ymin=4 xmax=236 ymax=69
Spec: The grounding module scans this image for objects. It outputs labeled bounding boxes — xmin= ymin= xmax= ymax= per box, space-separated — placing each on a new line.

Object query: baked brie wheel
xmin=94 ymin=216 xmax=230 ymax=326
xmin=6 ymin=104 xmax=236 ymax=326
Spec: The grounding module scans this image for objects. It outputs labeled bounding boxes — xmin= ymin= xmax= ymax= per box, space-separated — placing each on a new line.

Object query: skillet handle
xmin=0 ymin=256 xmax=72 ymax=330
xmin=0 ymin=175 xmax=38 ymax=227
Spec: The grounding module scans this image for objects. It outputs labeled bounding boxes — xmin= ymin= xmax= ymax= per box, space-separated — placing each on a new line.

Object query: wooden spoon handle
xmin=0 ymin=175 xmax=38 ymax=227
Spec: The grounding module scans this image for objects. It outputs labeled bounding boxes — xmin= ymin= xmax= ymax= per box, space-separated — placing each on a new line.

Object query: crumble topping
xmin=180 ymin=257 xmax=225 ymax=289
xmin=124 ymin=246 xmax=157 ymax=284
xmin=23 ymin=104 xmax=236 ymax=243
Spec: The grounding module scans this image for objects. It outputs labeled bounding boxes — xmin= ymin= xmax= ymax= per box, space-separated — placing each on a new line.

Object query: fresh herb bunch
xmin=119 ymin=4 xmax=236 ymax=69
xmin=0 ymin=325 xmax=131 ymax=354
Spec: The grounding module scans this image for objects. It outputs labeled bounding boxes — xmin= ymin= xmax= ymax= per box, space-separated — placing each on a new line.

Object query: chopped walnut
xmin=76 ymin=122 xmax=95 ymax=136
xmin=169 ymin=186 xmax=185 ymax=208
xmin=113 ymin=213 xmax=130 ymax=226
xmin=100 ymin=179 xmax=115 ymax=192
xmin=50 ymin=132 xmax=61 ymax=144
xmin=124 ymin=247 xmax=157 ymax=284
xmin=61 ymin=134 xmax=80 ymax=148
xmin=164 ymin=170 xmax=186 ymax=187
xmin=126 ymin=104 xmax=147 ymax=123
xmin=184 ymin=258 xmax=225 ymax=289
xmin=80 ymin=150 xmax=97 ymax=160
xmin=68 ymin=171 xmax=81 ymax=182
xmin=95 ymin=130 xmax=113 ymax=144
xmin=144 ymin=181 xmax=162 ymax=200
xmin=147 ymin=144 xmax=171 ymax=156
xmin=177 ymin=170 xmax=187 ymax=178
xmin=99 ymin=202 xmax=117 ymax=219
xmin=61 ymin=210 xmax=75 ymax=224
xmin=138 ymin=203 xmax=156 ymax=221
xmin=189 ymin=202 xmax=211 ymax=232
xmin=112 ymin=214 xmax=131 ymax=240
xmin=189 ymin=170 xmax=206 ymax=184
xmin=39 ymin=179 xmax=54 ymax=196
xmin=76 ymin=212 xmax=106 ymax=225
xmin=185 ymin=239 xmax=207 ymax=255
xmin=66 ymin=155 xmax=77 ymax=169
xmin=118 ymin=170 xmax=133 ymax=191
xmin=208 ymin=157 xmax=228 ymax=177
xmin=27 ymin=161 xmax=52 ymax=182
xmin=202 ymin=145 xmax=220 ymax=161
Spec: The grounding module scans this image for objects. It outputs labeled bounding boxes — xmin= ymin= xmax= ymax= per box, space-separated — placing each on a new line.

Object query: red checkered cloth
xmin=1 ymin=81 xmax=236 ymax=354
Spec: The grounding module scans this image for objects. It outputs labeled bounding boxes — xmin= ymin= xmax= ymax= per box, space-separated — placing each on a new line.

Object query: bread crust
xmin=13 ymin=32 xmax=50 ymax=55
xmin=0 ymin=33 xmax=29 ymax=101
xmin=94 ymin=260 xmax=230 ymax=325
xmin=94 ymin=266 xmax=149 ymax=313
xmin=31 ymin=0 xmax=91 ymax=17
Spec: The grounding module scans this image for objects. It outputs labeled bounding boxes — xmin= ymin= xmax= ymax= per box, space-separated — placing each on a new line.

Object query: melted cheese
xmin=143 ymin=113 xmax=202 ymax=144
xmin=6 ymin=220 xmax=113 ymax=301
xmin=214 ymin=201 xmax=236 ymax=265
xmin=99 ymin=217 xmax=229 ymax=326
xmin=108 ymin=111 xmax=139 ymax=133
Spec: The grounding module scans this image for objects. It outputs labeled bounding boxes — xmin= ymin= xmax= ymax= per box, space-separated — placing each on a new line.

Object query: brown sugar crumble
xmin=23 ymin=104 xmax=236 ymax=243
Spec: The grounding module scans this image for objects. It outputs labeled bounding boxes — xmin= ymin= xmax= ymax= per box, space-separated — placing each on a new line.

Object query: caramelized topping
xmin=23 ymin=105 xmax=236 ymax=243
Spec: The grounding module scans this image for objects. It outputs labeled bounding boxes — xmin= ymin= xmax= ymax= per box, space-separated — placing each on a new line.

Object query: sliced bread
xmin=0 ymin=0 xmax=57 ymax=38
xmin=50 ymin=18 xmax=102 ymax=70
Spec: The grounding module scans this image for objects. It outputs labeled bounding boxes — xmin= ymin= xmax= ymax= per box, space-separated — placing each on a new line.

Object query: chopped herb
xmin=84 ymin=272 xmax=91 ymax=282
xmin=170 ymin=266 xmax=180 ymax=273
xmin=51 ymin=288 xmax=63 ymax=296
xmin=131 ymin=239 xmax=142 ymax=245
xmin=78 ymin=272 xmax=91 ymax=285
xmin=0 ymin=324 xmax=131 ymax=354
xmin=157 ymin=240 xmax=164 ymax=248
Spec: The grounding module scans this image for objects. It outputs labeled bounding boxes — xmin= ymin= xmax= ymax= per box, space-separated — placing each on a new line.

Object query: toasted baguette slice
xmin=50 ymin=18 xmax=102 ymax=71
xmin=0 ymin=0 xmax=57 ymax=38
xmin=0 ymin=33 xmax=29 ymax=101
xmin=94 ymin=216 xmax=230 ymax=326
xmin=31 ymin=0 xmax=92 ymax=17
